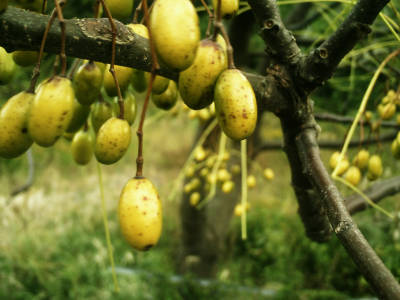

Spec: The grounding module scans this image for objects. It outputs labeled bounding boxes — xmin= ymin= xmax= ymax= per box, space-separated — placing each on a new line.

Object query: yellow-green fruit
xmin=212 ymin=0 xmax=239 ymax=18
xmin=329 ymin=151 xmax=349 ymax=175
xmin=144 ymin=72 xmax=169 ymax=94
xmin=352 ymin=149 xmax=369 ymax=170
xmin=12 ymin=50 xmax=38 ymax=67
xmin=0 ymin=0 xmax=7 ymax=12
xmin=378 ymin=103 xmax=396 ymax=120
xmin=113 ymin=92 xmax=137 ymax=125
xmin=103 ymin=65 xmax=133 ymax=97
xmin=391 ymin=139 xmax=400 ymax=159
xmin=28 ymin=76 xmax=75 ymax=147
xmin=91 ymin=101 xmax=113 ymax=133
xmin=65 ymin=99 xmax=90 ymax=133
xmin=127 ymin=23 xmax=149 ymax=39
xmin=179 ymin=40 xmax=227 ymax=110
xmin=0 ymin=91 xmax=34 ymax=158
xmin=367 ymin=155 xmax=383 ymax=181
xmin=216 ymin=34 xmax=227 ymax=53
xmin=190 ymin=192 xmax=200 ymax=206
xmin=104 ymin=0 xmax=133 ymax=20
xmin=247 ymin=175 xmax=256 ymax=188
xmin=195 ymin=146 xmax=207 ymax=161
xmin=263 ymin=168 xmax=274 ymax=180
xmin=344 ymin=166 xmax=361 ymax=186
xmin=150 ymin=0 xmax=200 ymax=71
xmin=214 ymin=69 xmax=257 ymax=140
xmin=364 ymin=111 xmax=373 ymax=122
xmin=73 ymin=61 xmax=103 ymax=106
xmin=94 ymin=117 xmax=131 ymax=164
xmin=71 ymin=130 xmax=93 ymax=165
xmin=217 ymin=169 xmax=231 ymax=182
xmin=0 ymin=47 xmax=15 ymax=85
xmin=152 ymin=80 xmax=178 ymax=110
xmin=221 ymin=180 xmax=234 ymax=194
xmin=119 ymin=177 xmax=162 ymax=251
xmin=63 ymin=131 xmax=75 ymax=141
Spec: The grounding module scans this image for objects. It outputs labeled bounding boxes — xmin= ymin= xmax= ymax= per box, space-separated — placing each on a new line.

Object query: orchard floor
xmin=1 ymin=106 xmax=399 ymax=300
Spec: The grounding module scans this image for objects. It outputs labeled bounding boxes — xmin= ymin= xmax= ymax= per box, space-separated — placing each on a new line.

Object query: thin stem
xmin=199 ymin=0 xmax=214 ymax=37
xmin=67 ymin=58 xmax=81 ymax=80
xmin=41 ymin=0 xmax=47 ymax=14
xmin=54 ymin=0 xmax=67 ymax=76
xmin=27 ymin=8 xmax=58 ymax=93
xmin=99 ymin=0 xmax=125 ymax=119
xmin=135 ymin=0 xmax=159 ymax=177
xmin=240 ymin=139 xmax=247 ymax=240
xmin=133 ymin=1 xmax=143 ymax=23
xmin=96 ymin=162 xmax=119 ymax=293
xmin=94 ymin=0 xmax=101 ymax=18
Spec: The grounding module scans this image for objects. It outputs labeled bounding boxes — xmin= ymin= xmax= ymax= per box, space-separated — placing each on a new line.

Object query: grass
xmin=0 ymin=105 xmax=399 ymax=299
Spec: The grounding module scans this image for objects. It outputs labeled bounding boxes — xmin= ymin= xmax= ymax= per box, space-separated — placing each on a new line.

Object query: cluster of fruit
xmin=329 ymin=149 xmax=382 ymax=186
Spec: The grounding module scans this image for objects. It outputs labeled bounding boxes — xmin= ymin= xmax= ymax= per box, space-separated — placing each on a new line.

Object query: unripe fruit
xmin=144 ymin=72 xmax=169 ymax=94
xmin=71 ymin=130 xmax=93 ymax=165
xmin=12 ymin=51 xmax=38 ymax=67
xmin=94 ymin=117 xmax=131 ymax=164
xmin=113 ymin=92 xmax=137 ymax=125
xmin=234 ymin=203 xmax=250 ymax=217
xmin=391 ymin=139 xmax=400 ymax=159
xmin=364 ymin=111 xmax=373 ymax=122
xmin=91 ymin=101 xmax=113 ymax=133
xmin=378 ymin=103 xmax=396 ymax=120
xmin=103 ymin=65 xmax=133 ymax=97
xmin=28 ymin=76 xmax=75 ymax=147
xmin=212 ymin=0 xmax=239 ymax=18
xmin=0 ymin=91 xmax=34 ymax=158
xmin=150 ymin=0 xmax=200 ymax=71
xmin=231 ymin=164 xmax=240 ymax=175
xmin=195 ymin=146 xmax=207 ymax=161
xmin=65 ymin=99 xmax=90 ymax=133
xmin=73 ymin=61 xmax=103 ymax=106
xmin=179 ymin=40 xmax=227 ymax=110
xmin=0 ymin=47 xmax=15 ymax=85
xmin=247 ymin=175 xmax=256 ymax=188
xmin=197 ymin=109 xmax=211 ymax=122
xmin=344 ymin=166 xmax=361 ymax=186
xmin=119 ymin=177 xmax=162 ymax=251
xmin=217 ymin=169 xmax=231 ymax=182
xmin=367 ymin=155 xmax=383 ymax=181
xmin=263 ymin=168 xmax=274 ymax=180
xmin=152 ymin=80 xmax=178 ymax=110
xmin=329 ymin=151 xmax=349 ymax=175
xmin=185 ymin=165 xmax=195 ymax=177
xmin=190 ymin=192 xmax=200 ymax=206
xmin=104 ymin=0 xmax=133 ymax=20
xmin=221 ymin=180 xmax=234 ymax=194
xmin=200 ymin=167 xmax=209 ymax=177
xmin=214 ymin=69 xmax=257 ymax=140
xmin=352 ymin=149 xmax=369 ymax=170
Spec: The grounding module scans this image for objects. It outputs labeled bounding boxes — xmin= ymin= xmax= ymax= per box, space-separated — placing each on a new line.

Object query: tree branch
xmin=247 ymin=0 xmax=301 ymax=65
xmin=297 ymin=0 xmax=390 ymax=91
xmin=315 ymin=112 xmax=400 ymax=129
xmin=295 ymin=118 xmax=400 ymax=299
xmin=346 ymin=176 xmax=400 ymax=215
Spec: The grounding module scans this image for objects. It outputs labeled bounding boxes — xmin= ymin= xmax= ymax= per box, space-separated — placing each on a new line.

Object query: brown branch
xmin=315 ymin=112 xmax=400 ymax=129
xmin=346 ymin=176 xmax=400 ymax=215
xmin=295 ymin=118 xmax=400 ymax=299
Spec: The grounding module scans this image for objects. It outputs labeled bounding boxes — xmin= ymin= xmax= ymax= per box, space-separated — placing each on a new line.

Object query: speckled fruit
xmin=73 ymin=61 xmax=103 ymax=106
xmin=367 ymin=155 xmax=383 ymax=181
xmin=94 ymin=117 xmax=131 ymax=164
xmin=103 ymin=65 xmax=133 ymax=97
xmin=214 ymin=69 xmax=257 ymax=140
xmin=152 ymin=80 xmax=178 ymax=110
xmin=28 ymin=76 xmax=75 ymax=147
xmin=0 ymin=47 xmax=15 ymax=85
xmin=71 ymin=130 xmax=93 ymax=165
xmin=179 ymin=40 xmax=227 ymax=110
xmin=66 ymin=99 xmax=90 ymax=133
xmin=150 ymin=0 xmax=200 ymax=71
xmin=12 ymin=51 xmax=38 ymax=67
xmin=91 ymin=101 xmax=113 ymax=133
xmin=113 ymin=92 xmax=137 ymax=125
xmin=0 ymin=91 xmax=34 ymax=158
xmin=119 ymin=177 xmax=162 ymax=251
xmin=212 ymin=0 xmax=239 ymax=18
xmin=144 ymin=72 xmax=169 ymax=94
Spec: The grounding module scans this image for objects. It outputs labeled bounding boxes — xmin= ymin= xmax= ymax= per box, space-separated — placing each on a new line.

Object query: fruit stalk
xmin=54 ymin=0 xmax=67 ymax=76
xmin=199 ymin=0 xmax=214 ymax=37
xmin=99 ymin=0 xmax=124 ymax=119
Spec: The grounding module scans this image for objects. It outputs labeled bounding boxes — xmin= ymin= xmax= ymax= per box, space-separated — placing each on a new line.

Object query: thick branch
xmin=298 ymin=0 xmax=390 ymax=90
xmin=247 ymin=0 xmax=301 ymax=65
xmin=346 ymin=176 xmax=400 ymax=215
xmin=295 ymin=120 xmax=400 ymax=299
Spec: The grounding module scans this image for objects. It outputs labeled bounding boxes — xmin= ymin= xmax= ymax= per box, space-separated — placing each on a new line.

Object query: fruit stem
xmin=133 ymin=0 xmax=143 ymax=23
xmin=42 ymin=0 xmax=47 ymax=14
xmin=96 ymin=162 xmax=120 ymax=293
xmin=27 ymin=7 xmax=58 ymax=93
xmin=135 ymin=0 xmax=159 ymax=177
xmin=66 ymin=58 xmax=81 ymax=80
xmin=54 ymin=0 xmax=67 ymax=76
xmin=99 ymin=0 xmax=125 ymax=120
xmin=199 ymin=0 xmax=214 ymax=37
xmin=240 ymin=139 xmax=247 ymax=240
xmin=94 ymin=0 xmax=101 ymax=18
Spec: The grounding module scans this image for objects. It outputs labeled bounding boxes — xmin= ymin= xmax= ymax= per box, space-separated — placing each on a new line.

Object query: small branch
xmin=346 ymin=176 xmax=400 ymax=215
xmin=247 ymin=0 xmax=302 ymax=65
xmin=315 ymin=112 xmax=400 ymax=129
xmin=54 ymin=0 xmax=67 ymax=76
xmin=298 ymin=0 xmax=390 ymax=90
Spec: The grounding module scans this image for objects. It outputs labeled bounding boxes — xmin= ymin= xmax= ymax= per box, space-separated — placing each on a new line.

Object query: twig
xmin=54 ymin=0 xmax=67 ymax=76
